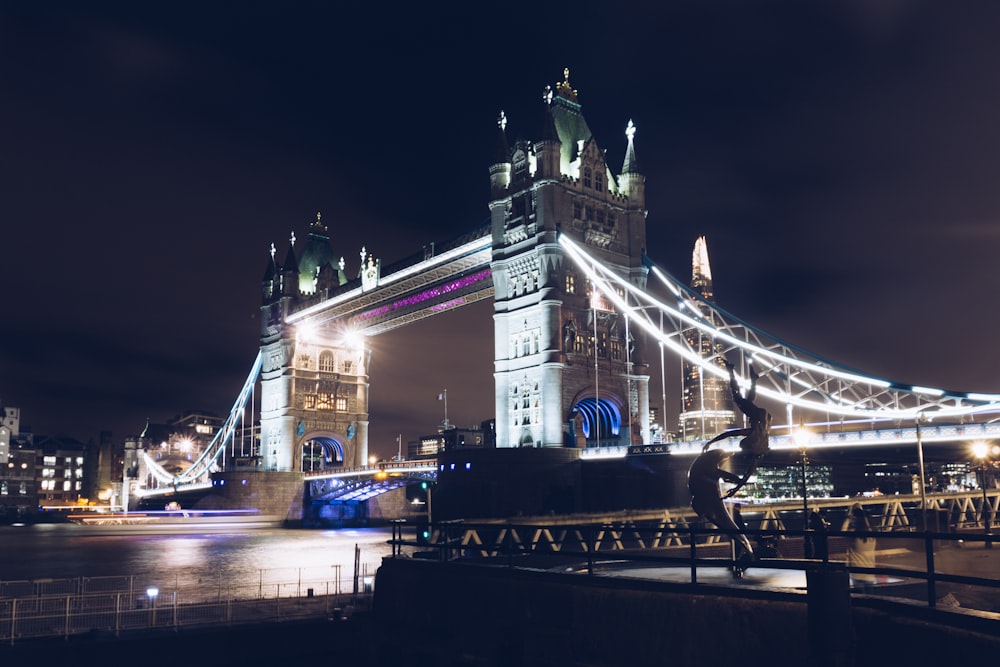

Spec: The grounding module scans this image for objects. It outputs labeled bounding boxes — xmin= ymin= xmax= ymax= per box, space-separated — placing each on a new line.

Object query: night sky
xmin=3 ymin=2 xmax=1000 ymax=457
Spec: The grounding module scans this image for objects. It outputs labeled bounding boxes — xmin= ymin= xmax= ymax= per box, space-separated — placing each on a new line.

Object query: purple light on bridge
xmin=430 ymin=298 xmax=467 ymax=312
xmin=355 ymin=269 xmax=491 ymax=321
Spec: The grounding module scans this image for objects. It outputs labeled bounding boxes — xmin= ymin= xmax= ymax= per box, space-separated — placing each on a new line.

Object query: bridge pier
xmin=200 ymin=471 xmax=305 ymax=524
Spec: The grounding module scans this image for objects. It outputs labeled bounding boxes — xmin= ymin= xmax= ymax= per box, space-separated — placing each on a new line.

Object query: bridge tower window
xmin=583 ymin=167 xmax=592 ymax=188
xmin=565 ymin=273 xmax=575 ymax=294
xmin=335 ymin=397 xmax=348 ymax=411
xmin=319 ymin=351 xmax=335 ymax=372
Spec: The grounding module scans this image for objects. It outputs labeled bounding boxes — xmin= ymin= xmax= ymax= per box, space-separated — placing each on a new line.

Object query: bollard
xmin=807 ymin=565 xmax=853 ymax=667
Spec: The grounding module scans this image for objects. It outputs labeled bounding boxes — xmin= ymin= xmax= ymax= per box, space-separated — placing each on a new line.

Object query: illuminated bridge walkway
xmin=138 ymin=228 xmax=1000 ymax=498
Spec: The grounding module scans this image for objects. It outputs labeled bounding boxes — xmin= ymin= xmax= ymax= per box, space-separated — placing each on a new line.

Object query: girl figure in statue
xmin=688 ymin=358 xmax=773 ymax=577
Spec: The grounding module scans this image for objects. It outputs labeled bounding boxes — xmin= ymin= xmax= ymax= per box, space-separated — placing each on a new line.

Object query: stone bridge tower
xmin=259 ymin=213 xmax=370 ymax=472
xmin=489 ymin=70 xmax=651 ymax=449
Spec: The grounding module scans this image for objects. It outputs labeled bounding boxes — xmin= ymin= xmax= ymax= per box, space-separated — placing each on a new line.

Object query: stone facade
xmin=490 ymin=71 xmax=651 ymax=449
xmin=259 ymin=215 xmax=370 ymax=472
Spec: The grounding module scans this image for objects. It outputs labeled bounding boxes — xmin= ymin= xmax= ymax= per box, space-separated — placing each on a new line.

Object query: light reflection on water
xmin=0 ymin=524 xmax=395 ymax=591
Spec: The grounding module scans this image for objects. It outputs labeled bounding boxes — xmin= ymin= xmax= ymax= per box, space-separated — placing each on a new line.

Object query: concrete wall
xmin=373 ymin=557 xmax=1000 ymax=667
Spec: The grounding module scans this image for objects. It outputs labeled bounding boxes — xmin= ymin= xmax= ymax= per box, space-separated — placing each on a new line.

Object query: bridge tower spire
xmin=490 ymin=70 xmax=651 ymax=449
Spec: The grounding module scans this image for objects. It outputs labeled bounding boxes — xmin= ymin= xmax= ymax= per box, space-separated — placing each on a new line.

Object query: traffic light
xmin=416 ymin=519 xmax=431 ymax=545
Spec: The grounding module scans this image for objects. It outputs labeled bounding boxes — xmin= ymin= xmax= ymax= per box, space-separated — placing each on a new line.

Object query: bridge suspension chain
xmin=141 ymin=351 xmax=263 ymax=488
xmin=559 ymin=235 xmax=1000 ymax=423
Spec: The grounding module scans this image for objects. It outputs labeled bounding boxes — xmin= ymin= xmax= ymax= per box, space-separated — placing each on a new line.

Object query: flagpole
xmin=443 ymin=389 xmax=449 ymax=429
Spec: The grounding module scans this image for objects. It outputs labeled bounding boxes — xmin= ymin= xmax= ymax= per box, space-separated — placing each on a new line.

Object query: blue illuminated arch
xmin=301 ymin=436 xmax=344 ymax=472
xmin=572 ymin=397 xmax=622 ymax=445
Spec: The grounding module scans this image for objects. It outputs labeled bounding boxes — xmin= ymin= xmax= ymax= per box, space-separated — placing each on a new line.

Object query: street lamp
xmin=972 ymin=442 xmax=992 ymax=549
xmin=146 ymin=587 xmax=159 ymax=625
xmin=793 ymin=424 xmax=812 ymax=557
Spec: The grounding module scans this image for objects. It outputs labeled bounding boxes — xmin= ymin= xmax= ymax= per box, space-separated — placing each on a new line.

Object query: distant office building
xmin=0 ymin=404 xmax=38 ymax=519
xmin=678 ymin=237 xmax=736 ymax=441
xmin=34 ymin=434 xmax=88 ymax=506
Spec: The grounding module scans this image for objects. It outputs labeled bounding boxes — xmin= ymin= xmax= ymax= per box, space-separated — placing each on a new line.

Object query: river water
xmin=0 ymin=523 xmax=396 ymax=595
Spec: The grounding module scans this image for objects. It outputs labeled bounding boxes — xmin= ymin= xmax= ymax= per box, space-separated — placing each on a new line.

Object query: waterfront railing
xmin=389 ymin=514 xmax=1000 ymax=617
xmin=0 ymin=565 xmax=375 ymax=645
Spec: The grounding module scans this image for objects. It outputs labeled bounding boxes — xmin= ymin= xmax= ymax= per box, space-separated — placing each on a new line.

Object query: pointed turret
xmin=534 ymin=86 xmax=561 ymax=179
xmin=298 ymin=212 xmax=344 ymax=295
xmin=280 ymin=232 xmax=299 ymax=297
xmin=262 ymin=242 xmax=280 ymax=303
xmin=489 ymin=111 xmax=512 ymax=199
xmin=549 ymin=68 xmax=592 ymax=176
xmin=618 ymin=119 xmax=645 ymax=206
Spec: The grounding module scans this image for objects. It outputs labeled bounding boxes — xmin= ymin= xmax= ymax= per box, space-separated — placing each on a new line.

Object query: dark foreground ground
xmin=0 ymin=616 xmax=380 ymax=667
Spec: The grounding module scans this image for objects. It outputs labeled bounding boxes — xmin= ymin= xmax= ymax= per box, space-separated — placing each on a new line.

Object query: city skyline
xmin=4 ymin=3 xmax=1000 ymax=457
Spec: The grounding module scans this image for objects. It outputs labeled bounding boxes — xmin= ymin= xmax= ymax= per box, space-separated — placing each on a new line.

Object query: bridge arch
xmin=569 ymin=391 xmax=624 ymax=447
xmin=299 ymin=432 xmax=347 ymax=473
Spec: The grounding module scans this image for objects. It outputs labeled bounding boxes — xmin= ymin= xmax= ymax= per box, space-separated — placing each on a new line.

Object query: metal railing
xmin=390 ymin=518 xmax=1000 ymax=615
xmin=0 ymin=566 xmax=375 ymax=645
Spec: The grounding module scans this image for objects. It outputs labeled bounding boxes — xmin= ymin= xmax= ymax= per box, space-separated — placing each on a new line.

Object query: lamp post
xmin=793 ymin=425 xmax=812 ymax=557
xmin=972 ymin=442 xmax=992 ymax=549
xmin=146 ymin=587 xmax=159 ymax=626
xmin=914 ymin=412 xmax=929 ymax=530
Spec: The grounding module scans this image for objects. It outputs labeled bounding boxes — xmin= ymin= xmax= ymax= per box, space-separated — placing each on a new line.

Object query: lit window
xmin=75 ymin=481 xmax=82 ymax=491
xmin=316 ymin=392 xmax=334 ymax=410
xmin=63 ymin=480 xmax=71 ymax=492
xmin=76 ymin=457 xmax=83 ymax=465
xmin=565 ymin=274 xmax=575 ymax=294
xmin=43 ymin=456 xmax=56 ymax=466
xmin=335 ymin=397 xmax=348 ymax=411
xmin=319 ymin=351 xmax=335 ymax=373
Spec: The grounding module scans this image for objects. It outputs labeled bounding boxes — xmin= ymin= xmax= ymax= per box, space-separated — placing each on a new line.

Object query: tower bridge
xmin=128 ymin=71 xmax=1000 ymax=523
